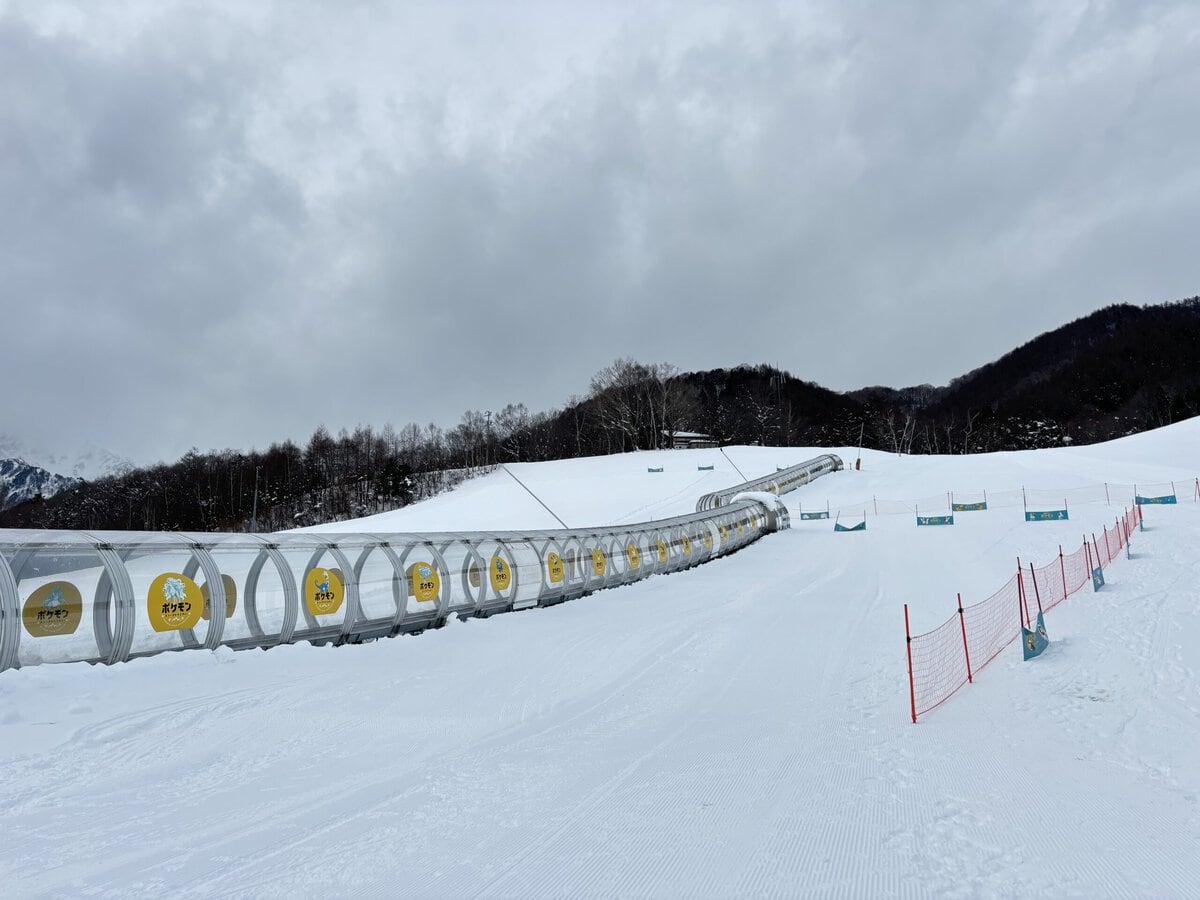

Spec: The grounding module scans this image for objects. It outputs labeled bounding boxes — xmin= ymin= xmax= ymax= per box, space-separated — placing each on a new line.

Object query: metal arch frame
xmin=350 ymin=541 xmax=404 ymax=638
xmin=608 ymin=531 xmax=631 ymax=585
xmin=474 ymin=538 xmax=519 ymax=616
xmin=648 ymin=530 xmax=669 ymax=574
xmin=0 ymin=544 xmax=40 ymax=670
xmin=298 ymin=545 xmax=360 ymax=642
xmin=506 ymin=540 xmax=542 ymax=611
xmin=452 ymin=540 xmax=488 ymax=618
xmin=243 ymin=538 xmax=300 ymax=646
xmin=92 ymin=543 xmax=137 ymax=665
xmin=628 ymin=529 xmax=652 ymax=582
xmin=698 ymin=520 xmax=718 ymax=560
xmin=589 ymin=533 xmax=616 ymax=590
xmin=390 ymin=541 xmax=450 ymax=634
xmin=683 ymin=524 xmax=704 ymax=567
xmin=579 ymin=534 xmax=601 ymax=593
xmin=178 ymin=541 xmax=229 ymax=651
xmin=401 ymin=540 xmax=452 ymax=631
xmin=668 ymin=526 xmax=688 ymax=571
xmin=559 ymin=536 xmax=587 ymax=602
xmin=0 ymin=551 xmax=19 ymax=671
xmin=536 ymin=538 xmax=568 ymax=606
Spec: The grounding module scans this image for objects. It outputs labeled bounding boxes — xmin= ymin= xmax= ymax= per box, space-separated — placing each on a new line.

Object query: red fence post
xmin=1059 ymin=544 xmax=1067 ymax=600
xmin=904 ymin=604 xmax=917 ymax=724
xmin=1105 ymin=482 xmax=1110 ymax=505
xmin=956 ymin=592 xmax=973 ymax=684
xmin=1017 ymin=563 xmax=1031 ymax=629
xmin=1028 ymin=563 xmax=1044 ymax=616
xmin=1085 ymin=537 xmax=1092 ymax=575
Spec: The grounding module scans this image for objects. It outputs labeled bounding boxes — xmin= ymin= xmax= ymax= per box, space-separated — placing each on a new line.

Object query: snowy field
xmin=2 ymin=422 xmax=1199 ymax=897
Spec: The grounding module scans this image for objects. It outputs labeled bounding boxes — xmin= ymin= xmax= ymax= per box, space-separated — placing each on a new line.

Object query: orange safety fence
xmin=904 ymin=504 xmax=1144 ymax=722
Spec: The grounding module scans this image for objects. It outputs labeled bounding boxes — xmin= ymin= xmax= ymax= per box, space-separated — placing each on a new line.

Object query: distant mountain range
xmin=0 ymin=459 xmax=81 ymax=510
xmin=0 ymin=437 xmax=134 ymax=512
xmin=0 ymin=435 xmax=134 ymax=482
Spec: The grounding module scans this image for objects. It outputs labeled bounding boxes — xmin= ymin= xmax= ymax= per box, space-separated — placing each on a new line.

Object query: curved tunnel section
xmin=696 ymin=453 xmax=843 ymax=511
xmin=0 ymin=452 xmax=842 ymax=670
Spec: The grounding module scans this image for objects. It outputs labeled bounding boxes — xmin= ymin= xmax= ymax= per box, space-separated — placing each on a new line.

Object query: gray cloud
xmin=1 ymin=0 xmax=1197 ymax=465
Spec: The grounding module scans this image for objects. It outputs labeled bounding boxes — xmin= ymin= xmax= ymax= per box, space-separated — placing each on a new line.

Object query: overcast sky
xmin=2 ymin=0 xmax=1198 ymax=466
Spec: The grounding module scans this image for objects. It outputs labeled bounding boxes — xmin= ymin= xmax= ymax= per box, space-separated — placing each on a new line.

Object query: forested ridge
xmin=4 ymin=298 xmax=1197 ymax=532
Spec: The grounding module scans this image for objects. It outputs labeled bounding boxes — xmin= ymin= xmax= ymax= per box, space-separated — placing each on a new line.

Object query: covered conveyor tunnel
xmin=0 ymin=454 xmax=840 ymax=670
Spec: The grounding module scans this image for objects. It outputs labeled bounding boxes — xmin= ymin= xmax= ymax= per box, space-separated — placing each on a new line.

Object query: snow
xmin=2 ymin=422 xmax=1199 ymax=896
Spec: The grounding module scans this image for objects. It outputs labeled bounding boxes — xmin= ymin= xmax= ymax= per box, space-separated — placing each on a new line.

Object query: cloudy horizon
xmin=3 ymin=0 xmax=1198 ymax=466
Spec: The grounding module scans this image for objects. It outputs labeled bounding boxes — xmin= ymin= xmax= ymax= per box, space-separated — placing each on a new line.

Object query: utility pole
xmin=485 ymin=411 xmax=493 ymax=468
xmin=250 ymin=465 xmax=261 ymax=533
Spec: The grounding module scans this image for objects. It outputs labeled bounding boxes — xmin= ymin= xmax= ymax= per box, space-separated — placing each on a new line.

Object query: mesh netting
xmin=1105 ymin=525 xmax=1121 ymax=563
xmin=961 ymin=573 xmax=1021 ymax=675
xmin=1062 ymin=543 xmax=1091 ymax=596
xmin=900 ymin=490 xmax=1165 ymax=722
xmin=909 ymin=614 xmax=969 ymax=717
xmin=907 ymin=531 xmax=1144 ymax=720
xmin=1030 ymin=556 xmax=1064 ymax=613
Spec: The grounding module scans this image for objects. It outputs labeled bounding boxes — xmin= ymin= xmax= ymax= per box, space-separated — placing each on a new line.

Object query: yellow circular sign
xmin=305 ymin=566 xmax=344 ymax=617
xmin=704 ymin=531 xmax=714 ymax=551
xmin=407 ymin=561 xmax=440 ymax=603
xmin=148 ymin=573 xmax=204 ymax=632
xmin=656 ymin=539 xmax=668 ymax=564
xmin=547 ymin=552 xmax=565 ymax=584
xmin=200 ymin=574 xmax=238 ymax=621
xmin=489 ymin=554 xmax=512 ymax=593
xmin=591 ymin=547 xmax=607 ymax=577
xmin=626 ymin=543 xmax=641 ymax=570
xmin=23 ymin=581 xmax=82 ymax=637
xmin=682 ymin=534 xmax=692 ymax=555
xmin=719 ymin=524 xmax=729 ymax=544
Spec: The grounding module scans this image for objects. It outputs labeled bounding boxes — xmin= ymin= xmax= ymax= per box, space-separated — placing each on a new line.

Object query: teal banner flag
xmin=916 ymin=515 xmax=954 ymax=526
xmin=697 ymin=465 xmax=714 ymax=471
xmin=800 ymin=511 xmax=830 ymax=520
xmin=1092 ymin=566 xmax=1105 ymax=591
xmin=647 ymin=467 xmax=663 ymax=473
xmin=1135 ymin=495 xmax=1176 ymax=505
xmin=834 ymin=521 xmax=866 ymax=532
xmin=952 ymin=501 xmax=987 ymax=511
xmin=1022 ymin=611 xmax=1050 ymax=660
xmin=1025 ymin=509 xmax=1068 ymax=521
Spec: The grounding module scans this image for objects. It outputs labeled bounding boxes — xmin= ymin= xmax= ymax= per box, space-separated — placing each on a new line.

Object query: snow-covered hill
xmin=1 ymin=420 xmax=1198 ymax=896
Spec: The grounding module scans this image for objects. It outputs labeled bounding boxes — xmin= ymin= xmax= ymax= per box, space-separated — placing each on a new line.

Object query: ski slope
xmin=2 ymin=423 xmax=1199 ymax=897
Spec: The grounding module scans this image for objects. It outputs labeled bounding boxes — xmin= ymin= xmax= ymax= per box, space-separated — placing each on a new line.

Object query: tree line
xmin=4 ymin=297 xmax=1198 ymax=532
